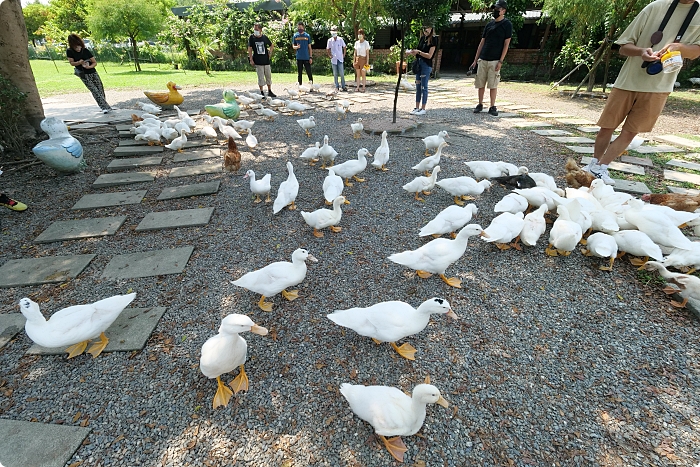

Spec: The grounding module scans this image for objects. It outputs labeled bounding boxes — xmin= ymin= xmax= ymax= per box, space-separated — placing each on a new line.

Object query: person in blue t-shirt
xmin=292 ymin=21 xmax=313 ymax=86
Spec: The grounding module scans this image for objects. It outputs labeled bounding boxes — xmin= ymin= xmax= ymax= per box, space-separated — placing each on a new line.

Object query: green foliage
xmin=23 ymin=2 xmax=50 ymax=45
xmin=289 ymin=0 xmax=386 ymax=41
xmin=43 ymin=0 xmax=90 ymax=41
xmin=0 ymin=76 xmax=28 ymax=154
xmin=469 ymin=0 xmax=529 ymax=42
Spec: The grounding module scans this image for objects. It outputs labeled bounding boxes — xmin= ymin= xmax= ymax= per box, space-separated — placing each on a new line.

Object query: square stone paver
xmin=532 ymin=129 xmax=573 ymax=136
xmin=118 ymin=139 xmax=150 ymax=147
xmin=667 ymin=185 xmax=700 ymax=195
xmin=101 ymin=246 xmax=194 ymax=280
xmin=539 ymin=113 xmax=572 ymax=119
xmin=511 ymin=121 xmax=553 ymax=128
xmin=556 ymin=118 xmax=597 ymax=125
xmin=107 ymin=156 xmax=162 ymax=171
xmin=613 ymin=179 xmax=652 ymax=195
xmin=115 ymin=124 xmax=133 ymax=131
xmin=93 ymin=172 xmax=154 ymax=188
xmin=549 ymin=136 xmax=596 ymax=144
xmin=157 ymin=181 xmax=220 ymax=200
xmin=173 ymin=149 xmax=220 ymax=162
xmin=565 ymin=145 xmax=595 ymax=154
xmin=169 ymin=162 xmax=222 ymax=178
xmin=0 ymin=314 xmax=25 ymax=350
xmin=136 ymin=208 xmax=214 ymax=231
xmin=654 ymin=134 xmax=700 ymax=149
xmin=72 ymin=190 xmax=147 ymax=210
xmin=34 ymin=216 xmax=127 ymax=243
xmin=0 ymin=255 xmax=96 ymax=288
xmin=494 ymin=112 xmax=519 ymax=118
xmin=577 ymin=126 xmax=601 ymax=133
xmin=581 ymin=156 xmax=645 ymax=175
xmin=27 ymin=306 xmax=168 ymax=355
xmin=0 ymin=419 xmax=90 ymax=467
xmin=502 ymin=105 xmax=531 ymax=110
xmin=634 ymin=145 xmax=684 ymax=154
xmin=182 ymin=140 xmax=216 ymax=149
xmin=520 ymin=108 xmax=554 ymax=114
xmin=114 ymin=146 xmax=164 ymax=156
xmin=666 ymin=159 xmax=700 ymax=171
xmin=620 ymin=155 xmax=654 ymax=167
xmin=664 ymin=169 xmax=700 ymax=185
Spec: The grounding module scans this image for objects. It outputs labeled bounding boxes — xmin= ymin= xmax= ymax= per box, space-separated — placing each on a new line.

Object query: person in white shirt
xmin=326 ymin=26 xmax=348 ymax=91
xmin=353 ymin=29 xmax=371 ymax=92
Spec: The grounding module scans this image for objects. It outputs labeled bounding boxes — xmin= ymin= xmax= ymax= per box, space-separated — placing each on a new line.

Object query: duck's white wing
xmin=328 ymin=302 xmax=415 ymax=341
xmin=323 ymin=177 xmax=343 ymax=201
xmin=340 ymin=384 xmax=414 ymax=435
xmin=200 ymin=334 xmax=246 ymax=378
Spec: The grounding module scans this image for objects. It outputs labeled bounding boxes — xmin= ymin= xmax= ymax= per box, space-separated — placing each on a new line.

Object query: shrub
xmin=0 ymin=75 xmax=28 ymax=155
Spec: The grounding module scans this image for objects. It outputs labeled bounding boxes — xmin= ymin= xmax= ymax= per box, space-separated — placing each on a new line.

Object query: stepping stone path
xmin=611 ymin=179 xmax=651 ymax=195
xmin=577 ymin=126 xmax=601 ymax=133
xmin=115 ymin=124 xmax=133 ymax=131
xmin=169 ymin=162 xmax=222 ymax=178
xmin=118 ymin=139 xmax=150 ymax=147
xmin=0 ymin=314 xmax=25 ymax=350
xmin=532 ymin=129 xmax=573 ymax=136
xmin=493 ymin=113 xmax=519 ymax=118
xmin=581 ymin=156 xmax=645 ymax=175
xmin=107 ymin=156 xmax=162 ymax=171
xmin=549 ymin=136 xmax=596 ymax=144
xmin=27 ymin=307 xmax=168 ymax=356
xmin=520 ymin=109 xmax=554 ymax=114
xmin=654 ymin=134 xmax=700 ymax=149
xmin=157 ymin=181 xmax=220 ymax=200
xmin=72 ymin=190 xmax=147 ymax=210
xmin=136 ymin=208 xmax=215 ymax=232
xmin=667 ymin=186 xmax=700 ymax=195
xmin=634 ymin=145 xmax=684 ymax=154
xmin=666 ymin=159 xmax=700 ymax=171
xmin=502 ymin=105 xmax=531 ymax=110
xmin=101 ymin=246 xmax=195 ymax=280
xmin=664 ymin=169 xmax=700 ymax=185
xmin=114 ymin=146 xmax=164 ymax=156
xmin=34 ymin=216 xmax=127 ymax=243
xmin=555 ymin=118 xmax=597 ymax=125
xmin=620 ymin=155 xmax=654 ymax=167
xmin=174 ymin=148 xmax=220 ymax=162
xmin=0 ymin=254 xmax=95 ymax=288
xmin=511 ymin=121 xmax=553 ymax=128
xmin=93 ymin=172 xmax=154 ymax=188
xmin=0 ymin=419 xmax=90 ymax=467
xmin=565 ymin=145 xmax=595 ymax=154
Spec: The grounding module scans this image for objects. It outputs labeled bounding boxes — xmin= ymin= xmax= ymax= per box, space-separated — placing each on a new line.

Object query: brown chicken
xmin=223 ymin=136 xmax=241 ymax=172
xmin=564 ymin=158 xmax=596 ymax=189
xmin=641 ymin=193 xmax=700 ymax=212
xmin=131 ymin=114 xmax=143 ymax=123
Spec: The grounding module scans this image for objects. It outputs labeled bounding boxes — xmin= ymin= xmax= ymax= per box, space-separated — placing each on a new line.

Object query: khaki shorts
xmin=597 ymin=87 xmax=669 ymax=133
xmin=474 ymin=59 xmax=500 ymax=89
xmin=255 ymin=64 xmax=271 ymax=87
xmin=354 ymin=55 xmax=367 ymax=70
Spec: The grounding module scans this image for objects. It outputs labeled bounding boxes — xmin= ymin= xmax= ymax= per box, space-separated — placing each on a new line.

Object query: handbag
xmin=74 ymin=67 xmax=85 ymax=78
xmin=411 ymin=59 xmax=420 ymax=74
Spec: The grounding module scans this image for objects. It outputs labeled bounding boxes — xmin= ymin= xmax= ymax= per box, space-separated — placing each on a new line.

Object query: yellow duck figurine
xmin=144 ymin=81 xmax=183 ymax=107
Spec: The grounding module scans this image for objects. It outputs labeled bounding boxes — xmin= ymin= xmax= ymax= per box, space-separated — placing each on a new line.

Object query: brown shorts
xmin=597 ymin=87 xmax=669 ymax=133
xmin=354 ymin=55 xmax=367 ymax=70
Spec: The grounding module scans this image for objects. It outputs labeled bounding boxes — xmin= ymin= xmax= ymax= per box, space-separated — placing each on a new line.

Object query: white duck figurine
xmin=371 ymin=131 xmax=390 ymax=171
xmin=340 ymin=382 xmax=449 ymax=462
xmin=273 ymin=162 xmax=299 ymax=214
xmin=297 ymin=116 xmax=316 ymax=137
xmin=331 ymin=148 xmax=371 ymax=186
xmin=388 ymin=223 xmax=486 ymax=288
xmin=419 ymin=203 xmax=478 ymax=238
xmin=300 ymin=142 xmax=320 ymax=166
xmin=520 ymin=204 xmax=547 ymax=247
xmin=261 ymin=108 xmax=278 ymax=121
xmin=231 ymin=248 xmax=317 ymax=311
xmin=138 ymin=101 xmax=162 ymax=114
xmin=200 ymin=314 xmax=268 ymax=408
xmin=546 ymin=204 xmax=583 ymax=256
xmin=624 ymin=199 xmax=693 ymax=250
xmin=582 ymin=232 xmax=618 ymax=271
xmin=482 ymin=212 xmax=525 ymax=250
xmin=436 ymin=177 xmax=491 ymax=205
xmin=232 ymin=120 xmax=255 ymax=134
xmin=422 ymin=130 xmax=449 ymax=155
xmin=350 ymin=118 xmax=364 ymax=138
xmin=494 ymin=193 xmax=529 ymax=214
xmin=323 ymin=168 xmax=349 ymax=205
xmin=18 ymin=293 xmax=136 ymax=358
xmin=318 ymin=135 xmax=338 ymax=169
xmin=246 ymin=129 xmax=258 ymax=149
xmin=412 ymin=142 xmax=446 ymax=176
xmin=164 ymin=129 xmax=188 ymax=152
xmin=328 ymin=297 xmax=457 ymax=360
xmin=612 ymin=230 xmax=664 ymax=266
xmin=464 ymin=160 xmax=504 ymax=179
xmin=134 ymin=128 xmax=162 ymax=145
xmin=243 ymin=169 xmax=271 ymax=203
xmin=32 ymin=117 xmax=86 ymax=173
xmin=285 ymin=100 xmax=307 ymax=115
xmin=301 ymin=195 xmax=346 ymax=237
xmin=403 ymin=166 xmax=441 ymax=201
xmin=643 ymin=261 xmax=700 ymax=308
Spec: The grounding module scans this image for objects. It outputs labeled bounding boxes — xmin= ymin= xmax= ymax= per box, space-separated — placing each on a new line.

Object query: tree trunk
xmin=392 ymin=22 xmax=406 ymax=124
xmin=0 ymin=0 xmax=44 ymax=134
xmin=130 ymin=37 xmax=141 ymax=72
xmin=601 ymin=46 xmax=613 ymax=94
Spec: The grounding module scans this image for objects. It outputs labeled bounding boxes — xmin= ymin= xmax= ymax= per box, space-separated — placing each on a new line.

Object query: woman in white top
xmin=353 ymin=29 xmax=371 ymax=92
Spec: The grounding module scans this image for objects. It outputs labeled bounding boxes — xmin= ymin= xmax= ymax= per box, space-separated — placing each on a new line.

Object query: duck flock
xmin=17 ymin=86 xmax=700 ymax=463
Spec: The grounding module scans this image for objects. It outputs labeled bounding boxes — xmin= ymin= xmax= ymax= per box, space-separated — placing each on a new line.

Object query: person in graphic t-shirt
xmin=66 ymin=33 xmax=113 ymax=114
xmin=248 ymin=23 xmax=277 ymax=98
xmin=292 ymin=21 xmax=313 ymax=86
xmin=472 ymin=0 xmax=512 ymax=116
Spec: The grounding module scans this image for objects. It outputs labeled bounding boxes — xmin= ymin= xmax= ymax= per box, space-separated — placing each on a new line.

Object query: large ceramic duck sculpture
xmin=205 ymin=89 xmax=241 ymax=120
xmin=18 ymin=293 xmax=136 ymax=358
xmin=144 ymin=81 xmax=183 ymax=107
xmin=32 ymin=118 xmax=85 ymax=173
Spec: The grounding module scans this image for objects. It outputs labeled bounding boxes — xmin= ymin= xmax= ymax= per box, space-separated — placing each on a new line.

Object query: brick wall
xmin=371 ymin=48 xmax=444 ymax=74
xmin=504 ymin=49 xmax=541 ymax=65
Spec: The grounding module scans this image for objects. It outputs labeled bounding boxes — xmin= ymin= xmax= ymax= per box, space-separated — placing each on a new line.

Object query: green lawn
xmin=30 ymin=59 xmax=397 ymax=97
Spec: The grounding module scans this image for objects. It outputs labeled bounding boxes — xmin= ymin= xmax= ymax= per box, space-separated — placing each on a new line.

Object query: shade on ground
xmin=72 ymin=190 xmax=147 ymax=210
xmin=135 ymin=208 xmax=214 ymax=231
xmin=169 ymin=162 xmax=222 ymax=178
xmin=157 ymin=181 xmax=220 ymax=200
xmin=0 ymin=255 xmax=96 ymax=288
xmin=107 ymin=156 xmax=163 ymax=171
xmin=173 ymin=149 xmax=220 ymax=162
xmin=93 ymin=172 xmax=154 ymax=188
xmin=0 ymin=314 xmax=25 ymax=350
xmin=101 ymin=247 xmax=194 ymax=280
xmin=0 ymin=419 xmax=90 ymax=467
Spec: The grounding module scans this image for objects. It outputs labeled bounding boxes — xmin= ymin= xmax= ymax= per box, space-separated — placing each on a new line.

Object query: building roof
xmin=449 ymin=9 xmax=543 ymax=24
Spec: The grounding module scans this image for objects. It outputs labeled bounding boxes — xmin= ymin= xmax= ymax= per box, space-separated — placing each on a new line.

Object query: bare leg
xmin=598 ymin=129 xmax=638 ymax=165
xmin=593 ymin=128 xmax=615 ymax=162
xmin=477 ymin=87 xmax=485 ymax=105
xmin=489 ymin=88 xmax=497 ymax=107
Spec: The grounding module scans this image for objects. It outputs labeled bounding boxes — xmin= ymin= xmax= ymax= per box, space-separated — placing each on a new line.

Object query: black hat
xmin=492 ymin=0 xmax=507 ymax=8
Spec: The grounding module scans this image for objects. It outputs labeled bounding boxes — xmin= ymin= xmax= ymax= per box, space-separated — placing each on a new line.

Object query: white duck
xmin=286 ymin=100 xmax=307 ymax=115
xmin=436 ymin=177 xmax=492 ymax=205
xmin=32 ymin=117 xmax=85 ymax=173
xmin=335 ymin=103 xmax=347 ymax=120
xmin=174 ymin=121 xmax=192 ymax=135
xmin=160 ymin=126 xmax=180 ymax=142
xmin=422 ymin=130 xmax=449 ymax=155
xmin=482 ymin=212 xmax=525 ymax=250
xmin=388 ymin=224 xmax=486 ymax=288
xmin=237 ymin=94 xmax=255 ymax=108
xmin=419 ymin=204 xmax=478 ymax=238
xmin=19 ymin=293 xmax=136 ymax=358
xmin=340 ymin=383 xmax=448 ymax=463
xmin=663 ymin=243 xmax=700 ymax=273
xmin=643 ymin=261 xmax=700 ymax=308
xmin=582 ymin=232 xmax=618 ymax=270
xmin=269 ymin=98 xmax=286 ymax=107
xmin=350 ymin=118 xmax=364 ymax=138
xmin=323 ymin=168 xmax=350 ymax=205
xmin=243 ymin=169 xmax=271 ymax=203
xmin=164 ymin=129 xmax=188 ymax=152
xmin=298 ymin=84 xmax=311 ymax=93
xmin=198 ymin=126 xmax=218 ymax=142
xmin=520 ymin=204 xmax=547 ymax=247
xmin=494 ymin=193 xmax=529 ymax=214
xmin=134 ymin=128 xmax=162 ymax=145
xmin=371 ymin=131 xmax=390 ymax=171
xmin=232 ymin=120 xmax=255 ymax=134
xmin=284 ymin=88 xmax=299 ymax=98
xmin=301 ymin=195 xmax=346 ymax=237
xmin=341 ymin=99 xmax=351 ymax=112
xmin=216 ymin=119 xmax=242 ymax=140
xmin=496 ymin=161 xmax=521 ymax=176
xmin=328 ymin=297 xmax=457 ymax=360
xmin=403 ymin=166 xmax=441 ymax=201
xmin=412 ymin=142 xmax=446 ymax=176
xmin=200 ymin=314 xmax=268 ymax=408
xmin=273 ymin=162 xmax=299 ymax=214
xmin=297 ymin=116 xmax=316 ymax=137
xmin=246 ymin=129 xmax=258 ymax=149
xmin=624 ymin=199 xmax=694 ymax=250
xmin=514 ymin=187 xmax=562 ymax=211
xmin=231 ymin=248 xmax=318 ymax=311
xmin=612 ymin=230 xmax=664 ymax=266
xmin=261 ymin=108 xmax=278 ymax=121
xmin=300 ymin=142 xmax=321 ymax=166
xmin=464 ymin=160 xmax=504 ymax=179
xmin=546 ymin=204 xmax=583 ymax=256
xmin=318 ymin=135 xmax=338 ymax=169
xmin=529 ymin=172 xmax=564 ymax=196
xmin=174 ymin=106 xmax=196 ymax=129
xmin=331 ymin=148 xmax=371 ymax=186
xmin=138 ymin=101 xmax=162 ymax=114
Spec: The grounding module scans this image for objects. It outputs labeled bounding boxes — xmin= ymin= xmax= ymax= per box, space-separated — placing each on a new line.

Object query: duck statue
xmin=144 ymin=81 xmax=183 ymax=108
xmin=205 ymin=89 xmax=241 ymax=120
xmin=32 ymin=118 xmax=86 ymax=173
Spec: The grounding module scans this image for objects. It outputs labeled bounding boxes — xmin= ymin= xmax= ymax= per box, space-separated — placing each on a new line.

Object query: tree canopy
xmin=42 ymin=0 xmax=90 ymax=41
xmin=23 ymin=1 xmax=50 ymax=46
xmin=289 ymin=0 xmax=387 ymax=40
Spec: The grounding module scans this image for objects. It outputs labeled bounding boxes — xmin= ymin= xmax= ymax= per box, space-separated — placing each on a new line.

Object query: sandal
xmin=361 ymin=87 xmax=366 ymax=93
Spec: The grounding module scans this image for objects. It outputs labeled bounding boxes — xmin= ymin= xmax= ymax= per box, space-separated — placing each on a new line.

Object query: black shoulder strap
xmin=675 ymin=1 xmax=699 ymax=42
xmin=658 ymin=0 xmax=681 ymax=34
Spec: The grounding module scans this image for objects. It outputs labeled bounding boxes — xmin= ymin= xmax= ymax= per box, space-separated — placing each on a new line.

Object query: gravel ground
xmin=1 ymin=77 xmax=699 ymax=467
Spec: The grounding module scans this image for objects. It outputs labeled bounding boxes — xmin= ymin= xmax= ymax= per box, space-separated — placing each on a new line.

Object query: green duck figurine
xmin=205 ymin=89 xmax=241 ymax=120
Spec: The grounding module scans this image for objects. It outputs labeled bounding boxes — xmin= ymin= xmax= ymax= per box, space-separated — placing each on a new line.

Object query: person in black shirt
xmin=407 ymin=24 xmax=438 ymax=116
xmin=471 ymin=0 xmax=512 ymax=116
xmin=66 ymin=33 xmax=113 ymax=114
xmin=248 ymin=23 xmax=276 ymax=98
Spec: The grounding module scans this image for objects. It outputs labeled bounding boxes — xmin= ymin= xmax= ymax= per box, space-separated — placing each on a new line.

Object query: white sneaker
xmin=415 ymin=109 xmax=426 ymax=115
xmin=409 ymin=108 xmax=419 ymax=115
xmin=582 ymin=158 xmax=599 ymax=173
xmin=590 ymin=166 xmax=616 ymax=185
